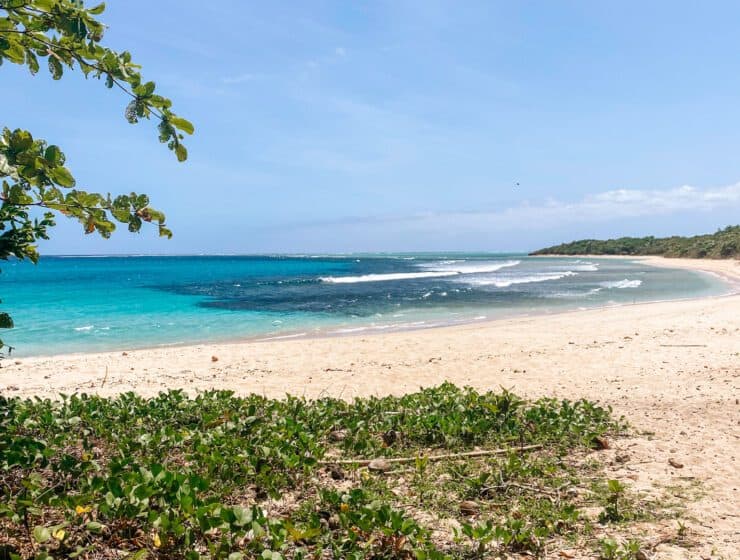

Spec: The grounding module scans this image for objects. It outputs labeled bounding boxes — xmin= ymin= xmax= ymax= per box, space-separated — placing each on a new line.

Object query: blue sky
xmin=4 ymin=0 xmax=740 ymax=253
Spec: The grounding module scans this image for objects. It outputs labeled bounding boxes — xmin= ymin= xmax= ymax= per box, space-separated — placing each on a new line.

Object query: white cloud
xmin=282 ymin=182 xmax=740 ymax=236
xmin=579 ymin=183 xmax=740 ymax=218
xmin=405 ymin=182 xmax=740 ymax=233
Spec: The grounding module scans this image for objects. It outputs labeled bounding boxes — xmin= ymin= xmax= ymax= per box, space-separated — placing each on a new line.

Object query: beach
xmin=3 ymin=256 xmax=739 ymax=557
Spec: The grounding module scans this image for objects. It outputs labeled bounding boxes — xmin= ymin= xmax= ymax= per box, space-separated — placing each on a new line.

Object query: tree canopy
xmin=0 ymin=0 xmax=193 ymax=352
xmin=531 ymin=225 xmax=740 ymax=259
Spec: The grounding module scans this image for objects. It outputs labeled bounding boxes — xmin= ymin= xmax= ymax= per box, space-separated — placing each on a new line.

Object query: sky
xmin=4 ymin=0 xmax=740 ymax=254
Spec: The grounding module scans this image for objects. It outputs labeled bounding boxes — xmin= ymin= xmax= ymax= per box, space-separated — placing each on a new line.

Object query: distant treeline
xmin=531 ymin=225 xmax=740 ymax=259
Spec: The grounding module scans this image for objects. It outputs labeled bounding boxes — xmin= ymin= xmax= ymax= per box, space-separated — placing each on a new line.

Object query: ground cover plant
xmin=0 ymin=383 xmax=668 ymax=559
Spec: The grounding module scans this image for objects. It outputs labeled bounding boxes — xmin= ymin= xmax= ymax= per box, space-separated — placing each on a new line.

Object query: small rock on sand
xmin=459 ymin=500 xmax=480 ymax=516
xmin=368 ymin=459 xmax=391 ymax=473
xmin=328 ymin=429 xmax=347 ymax=442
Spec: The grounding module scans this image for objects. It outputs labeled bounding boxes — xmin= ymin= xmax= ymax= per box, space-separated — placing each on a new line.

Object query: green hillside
xmin=531 ymin=225 xmax=740 ymax=259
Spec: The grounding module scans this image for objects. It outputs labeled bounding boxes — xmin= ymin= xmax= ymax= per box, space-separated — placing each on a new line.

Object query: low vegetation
xmin=531 ymin=225 xmax=740 ymax=258
xmin=1 ymin=383 xmax=674 ymax=559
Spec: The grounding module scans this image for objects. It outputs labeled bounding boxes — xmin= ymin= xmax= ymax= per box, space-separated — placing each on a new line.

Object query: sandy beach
xmin=3 ymin=256 xmax=739 ymax=557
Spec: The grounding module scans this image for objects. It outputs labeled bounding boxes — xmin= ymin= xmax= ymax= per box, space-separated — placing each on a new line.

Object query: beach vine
xmin=0 ymin=382 xmax=674 ymax=559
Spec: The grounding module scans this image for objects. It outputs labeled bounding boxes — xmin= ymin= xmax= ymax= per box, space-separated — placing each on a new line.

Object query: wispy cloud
xmin=568 ymin=183 xmax=740 ymax=219
xmin=277 ymin=182 xmax=740 ymax=234
xmin=410 ymin=182 xmax=740 ymax=232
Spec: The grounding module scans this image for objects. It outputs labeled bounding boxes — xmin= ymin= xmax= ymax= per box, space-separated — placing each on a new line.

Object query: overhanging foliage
xmin=0 ymin=0 xmax=193 ymax=352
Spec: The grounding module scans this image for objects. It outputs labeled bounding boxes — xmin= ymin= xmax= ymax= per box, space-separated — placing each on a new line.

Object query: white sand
xmin=3 ymin=256 xmax=739 ymax=557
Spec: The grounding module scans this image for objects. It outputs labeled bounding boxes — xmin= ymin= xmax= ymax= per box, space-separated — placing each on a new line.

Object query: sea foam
xmin=320 ymin=271 xmax=460 ymax=283
xmin=420 ymin=260 xmax=521 ymax=274
xmin=319 ymin=260 xmax=521 ymax=284
xmin=599 ymin=279 xmax=642 ymax=289
xmin=571 ymin=263 xmax=599 ymax=272
xmin=464 ymin=271 xmax=577 ymax=288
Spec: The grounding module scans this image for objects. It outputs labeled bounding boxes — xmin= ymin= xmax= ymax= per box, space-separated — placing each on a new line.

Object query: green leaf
xmin=169 ymin=116 xmax=194 ymax=135
xmin=89 ymin=2 xmax=107 ymax=15
xmin=49 ymin=166 xmax=76 ymax=187
xmin=175 ymin=143 xmax=188 ymax=162
xmin=48 ymin=56 xmax=63 ymax=80
xmin=1 ymin=40 xmax=25 ymax=64
xmin=86 ymin=521 xmax=104 ymax=534
xmin=45 ymin=145 xmax=63 ymax=165
xmin=34 ymin=0 xmax=56 ymax=10
xmin=33 ymin=526 xmax=51 ymax=543
xmin=26 ymin=51 xmax=40 ymax=75
xmin=134 ymin=81 xmax=156 ymax=97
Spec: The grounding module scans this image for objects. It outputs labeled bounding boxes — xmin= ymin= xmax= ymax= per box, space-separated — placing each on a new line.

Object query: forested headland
xmin=531 ymin=225 xmax=740 ymax=258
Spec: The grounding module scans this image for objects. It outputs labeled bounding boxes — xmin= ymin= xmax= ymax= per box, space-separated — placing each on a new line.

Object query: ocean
xmin=1 ymin=254 xmax=729 ymax=357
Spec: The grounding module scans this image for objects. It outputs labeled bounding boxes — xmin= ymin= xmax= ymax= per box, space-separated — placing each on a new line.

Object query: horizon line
xmin=38 ymin=250 xmax=533 ymax=258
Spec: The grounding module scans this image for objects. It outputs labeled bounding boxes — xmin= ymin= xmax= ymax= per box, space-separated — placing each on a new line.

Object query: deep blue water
xmin=0 ymin=254 xmax=729 ymax=356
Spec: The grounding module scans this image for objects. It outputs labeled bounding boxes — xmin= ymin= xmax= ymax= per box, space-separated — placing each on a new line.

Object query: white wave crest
xmin=320 ymin=260 xmax=521 ymax=283
xmin=465 ymin=271 xmax=577 ymax=288
xmin=320 ymin=271 xmax=459 ymax=283
xmin=599 ymin=279 xmax=642 ymax=289
xmin=74 ymin=325 xmax=94 ymax=332
xmin=420 ymin=259 xmax=521 ymax=274
xmin=553 ymin=261 xmax=598 ymax=272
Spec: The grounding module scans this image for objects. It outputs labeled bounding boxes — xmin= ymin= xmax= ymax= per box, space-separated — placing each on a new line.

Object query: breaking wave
xmin=320 ymin=260 xmax=521 ymax=284
xmin=599 ymin=279 xmax=642 ymax=289
xmin=419 ymin=260 xmax=521 ymax=274
xmin=319 ymin=271 xmax=460 ymax=283
xmin=464 ymin=271 xmax=578 ymax=288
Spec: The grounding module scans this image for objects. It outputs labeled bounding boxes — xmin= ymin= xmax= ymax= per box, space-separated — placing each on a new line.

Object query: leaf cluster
xmin=0 ymin=0 xmax=194 ymax=161
xmin=0 ymin=128 xmax=171 ymax=247
xmin=0 ymin=383 xmax=631 ymax=559
xmin=0 ymin=0 xmax=195 ymax=353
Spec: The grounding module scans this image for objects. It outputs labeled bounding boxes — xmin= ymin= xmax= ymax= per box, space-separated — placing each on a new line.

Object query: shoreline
xmin=554 ymin=254 xmax=740 ymax=289
xmin=8 ymin=255 xmax=739 ymax=361
xmin=3 ymin=256 xmax=737 ymax=398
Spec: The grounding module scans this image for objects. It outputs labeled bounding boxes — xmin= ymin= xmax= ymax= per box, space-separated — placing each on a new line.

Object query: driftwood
xmin=482 ymin=481 xmax=561 ymax=498
xmin=318 ymin=443 xmax=543 ymax=467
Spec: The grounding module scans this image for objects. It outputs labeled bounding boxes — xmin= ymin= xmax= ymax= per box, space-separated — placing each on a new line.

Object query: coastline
xmin=3 ymin=256 xmax=738 ymax=384
xmin=6 ymin=255 xmax=738 ymax=360
xmin=3 ymin=256 xmax=739 ymax=557
xmin=540 ymin=254 xmax=740 ymax=291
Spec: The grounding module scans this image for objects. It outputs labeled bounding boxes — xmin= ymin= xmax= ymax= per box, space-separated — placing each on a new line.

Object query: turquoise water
xmin=0 ymin=254 xmax=729 ymax=356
